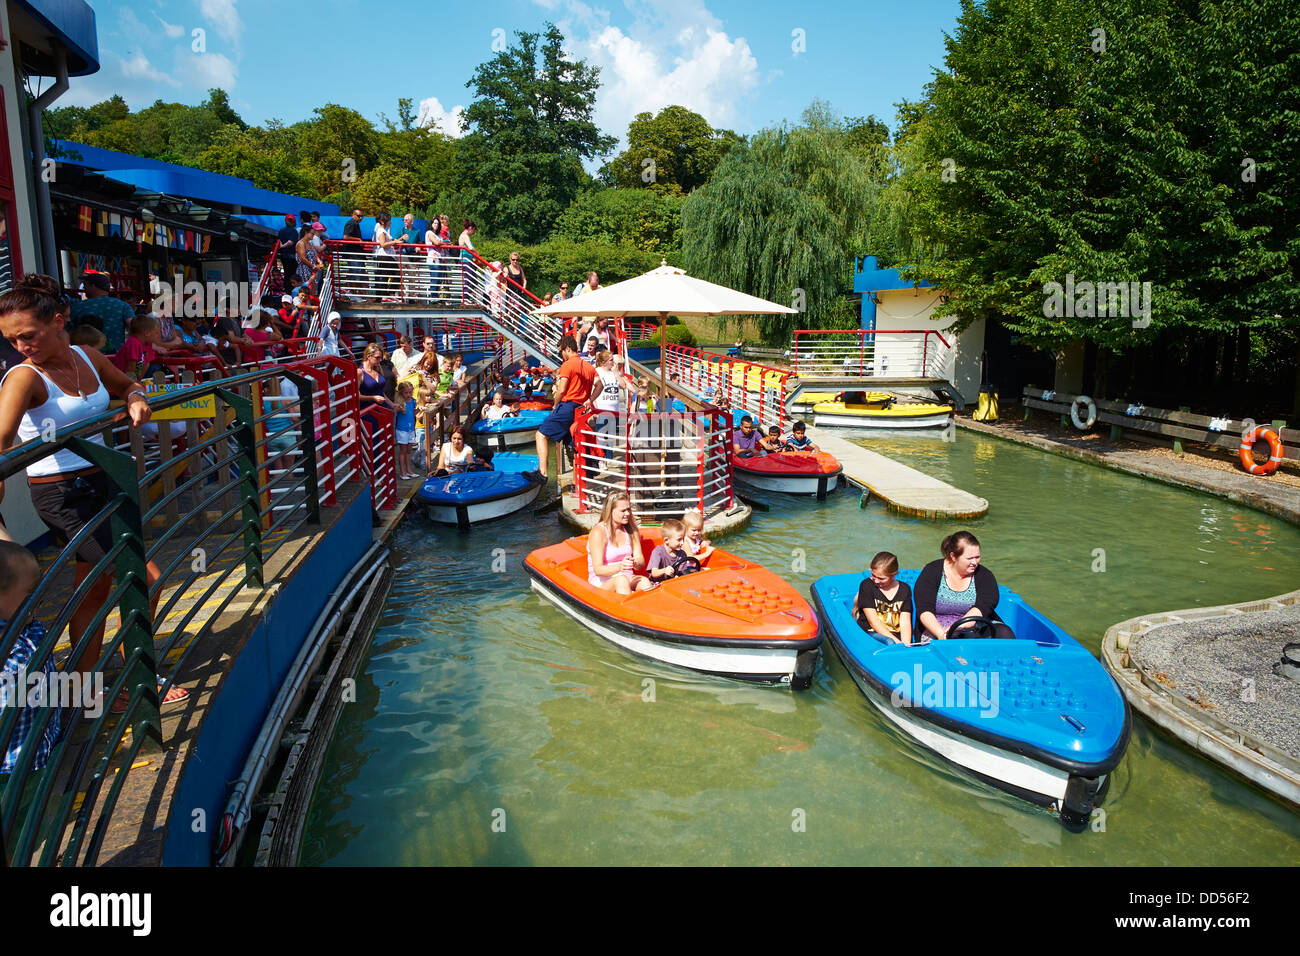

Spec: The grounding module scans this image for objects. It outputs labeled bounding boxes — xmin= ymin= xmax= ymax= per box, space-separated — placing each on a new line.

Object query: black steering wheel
xmin=945 ymin=615 xmax=999 ymax=641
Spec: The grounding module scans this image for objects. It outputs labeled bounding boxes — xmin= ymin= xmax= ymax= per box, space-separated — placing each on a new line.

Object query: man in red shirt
xmin=535 ymin=334 xmax=595 ymax=478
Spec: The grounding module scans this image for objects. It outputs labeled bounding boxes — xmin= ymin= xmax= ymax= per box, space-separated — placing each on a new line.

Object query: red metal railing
xmin=572 ymin=404 xmax=733 ymax=522
xmin=661 ymin=344 xmax=793 ymax=429
xmin=790 ymin=328 xmax=953 ymax=379
xmin=325 ymin=239 xmax=556 ymax=363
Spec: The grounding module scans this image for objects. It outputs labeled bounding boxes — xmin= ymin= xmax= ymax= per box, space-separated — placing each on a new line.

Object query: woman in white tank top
xmin=0 ymin=274 xmax=188 ymax=704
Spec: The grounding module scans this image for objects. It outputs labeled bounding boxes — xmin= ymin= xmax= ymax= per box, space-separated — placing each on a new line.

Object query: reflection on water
xmin=301 ymin=432 xmax=1300 ymax=865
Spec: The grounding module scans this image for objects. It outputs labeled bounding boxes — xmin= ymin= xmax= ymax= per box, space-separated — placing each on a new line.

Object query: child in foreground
xmin=394 ymin=381 xmax=419 ymax=479
xmin=758 ymin=425 xmax=786 ymax=453
xmin=0 ymin=542 xmax=63 ymax=777
xmin=784 ymin=421 xmax=820 ymax=453
xmin=681 ymin=510 xmax=714 ymax=562
xmin=853 ymin=551 xmax=913 ymax=645
xmin=645 ymin=519 xmax=702 ymax=582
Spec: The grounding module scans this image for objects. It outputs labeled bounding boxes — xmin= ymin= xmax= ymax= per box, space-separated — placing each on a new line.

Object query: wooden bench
xmin=1021 ymin=386 xmax=1298 ymax=465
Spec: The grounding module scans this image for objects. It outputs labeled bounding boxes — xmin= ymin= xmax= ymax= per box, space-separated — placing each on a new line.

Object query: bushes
xmin=628 ymin=324 xmax=696 ymax=348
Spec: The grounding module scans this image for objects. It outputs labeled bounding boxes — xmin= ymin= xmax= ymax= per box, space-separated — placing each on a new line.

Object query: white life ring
xmin=1070 ymin=395 xmax=1097 ymax=430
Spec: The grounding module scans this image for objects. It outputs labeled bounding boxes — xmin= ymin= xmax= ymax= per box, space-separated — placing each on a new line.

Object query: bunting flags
xmin=68 ymin=202 xmax=224 ymax=258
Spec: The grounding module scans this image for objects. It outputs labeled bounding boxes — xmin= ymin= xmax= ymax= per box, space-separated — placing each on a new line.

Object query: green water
xmin=300 ymin=432 xmax=1300 ymax=865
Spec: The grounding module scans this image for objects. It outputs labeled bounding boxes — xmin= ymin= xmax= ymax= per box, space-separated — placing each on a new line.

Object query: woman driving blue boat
xmin=912 ymin=531 xmax=1014 ymax=641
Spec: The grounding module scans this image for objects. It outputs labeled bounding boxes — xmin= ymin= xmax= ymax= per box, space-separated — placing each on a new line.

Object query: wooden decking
xmin=803 ymin=426 xmax=989 ymax=520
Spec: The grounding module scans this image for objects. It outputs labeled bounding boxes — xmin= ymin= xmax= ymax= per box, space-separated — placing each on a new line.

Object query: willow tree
xmin=681 ymin=103 xmax=885 ymax=344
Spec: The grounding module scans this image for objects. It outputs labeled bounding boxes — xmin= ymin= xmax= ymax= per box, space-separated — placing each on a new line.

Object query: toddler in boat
xmin=645 ymin=519 xmax=702 ymax=582
xmin=681 ymin=509 xmax=714 ymax=562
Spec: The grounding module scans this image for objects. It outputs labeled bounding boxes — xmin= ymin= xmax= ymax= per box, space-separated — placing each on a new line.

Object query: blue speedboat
xmin=810 ymin=569 xmax=1129 ymax=830
xmin=415 ymin=469 xmax=544 ymax=529
xmin=470 ymin=409 xmax=550 ymax=452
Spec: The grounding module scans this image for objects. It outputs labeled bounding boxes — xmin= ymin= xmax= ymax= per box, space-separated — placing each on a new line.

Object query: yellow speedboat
xmin=811 ymin=390 xmax=953 ymax=429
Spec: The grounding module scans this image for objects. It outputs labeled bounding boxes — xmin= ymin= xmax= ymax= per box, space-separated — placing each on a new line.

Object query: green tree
xmin=351 ymin=162 xmax=430 ymax=214
xmin=294 ymin=104 xmax=380 ymax=198
xmin=605 ymin=105 xmax=742 ymax=195
xmin=456 ymin=23 xmax=615 ymax=244
xmin=681 ymin=104 xmax=885 ymax=344
xmin=899 ymin=0 xmax=1300 ymax=364
xmin=554 ymin=188 xmax=683 ymax=255
xmin=196 ymin=126 xmax=314 ymax=196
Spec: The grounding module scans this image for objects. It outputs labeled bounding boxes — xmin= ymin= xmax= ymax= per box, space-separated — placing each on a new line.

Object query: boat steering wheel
xmin=945 ymin=615 xmax=999 ymax=641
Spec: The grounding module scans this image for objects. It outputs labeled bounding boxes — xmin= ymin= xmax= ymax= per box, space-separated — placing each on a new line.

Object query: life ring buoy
xmin=1069 ymin=395 xmax=1097 ymax=430
xmin=1239 ymin=426 xmax=1284 ymax=476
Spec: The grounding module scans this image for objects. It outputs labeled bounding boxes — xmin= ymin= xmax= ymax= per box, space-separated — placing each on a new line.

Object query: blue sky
xmin=68 ymin=0 xmax=960 ymax=147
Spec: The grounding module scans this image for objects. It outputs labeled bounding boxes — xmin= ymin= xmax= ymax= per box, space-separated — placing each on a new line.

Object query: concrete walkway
xmin=804 ymin=426 xmax=989 ymax=520
xmin=1102 ymin=589 xmax=1300 ymax=810
xmin=959 ymin=418 xmax=1300 ymax=527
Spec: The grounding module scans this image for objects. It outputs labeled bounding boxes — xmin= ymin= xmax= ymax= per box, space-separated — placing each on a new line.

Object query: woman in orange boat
xmin=587 ymin=492 xmax=654 ymax=595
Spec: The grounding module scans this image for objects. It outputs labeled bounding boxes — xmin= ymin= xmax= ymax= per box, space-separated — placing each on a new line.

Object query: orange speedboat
xmin=525 ymin=529 xmax=822 ymax=688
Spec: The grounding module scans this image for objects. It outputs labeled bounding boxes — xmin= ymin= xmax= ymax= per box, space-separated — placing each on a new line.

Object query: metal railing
xmin=325 ymin=240 xmax=557 ymax=364
xmin=251 ymin=241 xmax=281 ymax=308
xmin=0 ymin=355 xmax=373 ymax=866
xmin=662 ymin=344 xmax=794 ymax=430
xmin=790 ymin=328 xmax=954 ymax=380
xmin=572 ymin=406 xmax=733 ymax=522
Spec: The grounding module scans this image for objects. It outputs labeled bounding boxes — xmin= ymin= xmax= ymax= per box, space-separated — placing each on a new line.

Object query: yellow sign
xmin=145 ymin=382 xmax=215 ymax=420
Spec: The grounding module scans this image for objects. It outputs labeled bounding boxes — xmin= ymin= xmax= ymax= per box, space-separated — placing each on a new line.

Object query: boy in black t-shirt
xmin=853 ymin=551 xmax=914 ymax=645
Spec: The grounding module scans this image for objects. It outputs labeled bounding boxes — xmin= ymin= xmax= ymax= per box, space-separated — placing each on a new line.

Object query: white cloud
xmin=120 ymin=51 xmax=179 ymax=86
xmin=418 ymin=97 xmax=466 ymax=138
xmin=533 ymin=0 xmax=759 ymax=145
xmin=199 ymin=0 xmax=243 ymax=44
xmin=155 ymin=15 xmax=185 ymax=39
xmin=186 ymin=51 xmax=239 ymax=90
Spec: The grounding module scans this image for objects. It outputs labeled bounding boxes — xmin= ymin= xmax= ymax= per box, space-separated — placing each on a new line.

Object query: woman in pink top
xmin=586 ymin=492 xmax=653 ymax=594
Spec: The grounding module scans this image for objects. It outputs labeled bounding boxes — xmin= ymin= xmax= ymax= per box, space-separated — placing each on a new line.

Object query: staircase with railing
xmin=326 ymin=240 xmax=559 ymax=365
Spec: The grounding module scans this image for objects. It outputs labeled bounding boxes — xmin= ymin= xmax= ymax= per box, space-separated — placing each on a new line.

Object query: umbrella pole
xmin=659 ymin=311 xmax=668 ymax=408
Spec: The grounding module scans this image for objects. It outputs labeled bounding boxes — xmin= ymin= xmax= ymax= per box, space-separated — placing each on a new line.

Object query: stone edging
xmin=956 ymin=419 xmax=1300 ymax=529
xmin=1100 ymin=589 xmax=1300 ymax=810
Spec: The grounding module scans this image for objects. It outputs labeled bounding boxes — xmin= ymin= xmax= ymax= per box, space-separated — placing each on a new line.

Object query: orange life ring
xmin=1239 ymin=426 xmax=1284 ymax=476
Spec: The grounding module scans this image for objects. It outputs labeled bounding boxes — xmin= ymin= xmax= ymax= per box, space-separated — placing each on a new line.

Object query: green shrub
xmin=628 ymin=324 xmax=695 ymax=347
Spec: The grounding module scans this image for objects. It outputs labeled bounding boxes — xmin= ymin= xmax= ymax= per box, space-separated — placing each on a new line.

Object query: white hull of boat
xmin=423 ymin=481 xmax=543 ymax=526
xmin=813 ymin=411 xmax=952 ymax=430
xmin=476 ymin=427 xmax=540 ymax=452
xmin=844 ymin=659 xmax=1084 ymax=808
xmin=528 ymin=576 xmax=806 ymax=685
xmin=732 ymin=470 xmax=842 ymax=496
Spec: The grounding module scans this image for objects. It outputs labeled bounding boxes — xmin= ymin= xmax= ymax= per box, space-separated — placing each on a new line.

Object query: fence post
xmin=285 ymin=370 xmax=321 ymax=524
xmin=216 ymin=389 xmax=265 ymax=588
xmin=67 ymin=436 xmax=163 ymax=747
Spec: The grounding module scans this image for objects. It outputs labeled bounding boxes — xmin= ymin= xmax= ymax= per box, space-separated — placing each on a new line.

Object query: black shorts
xmin=28 ymin=470 xmax=115 ymax=566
